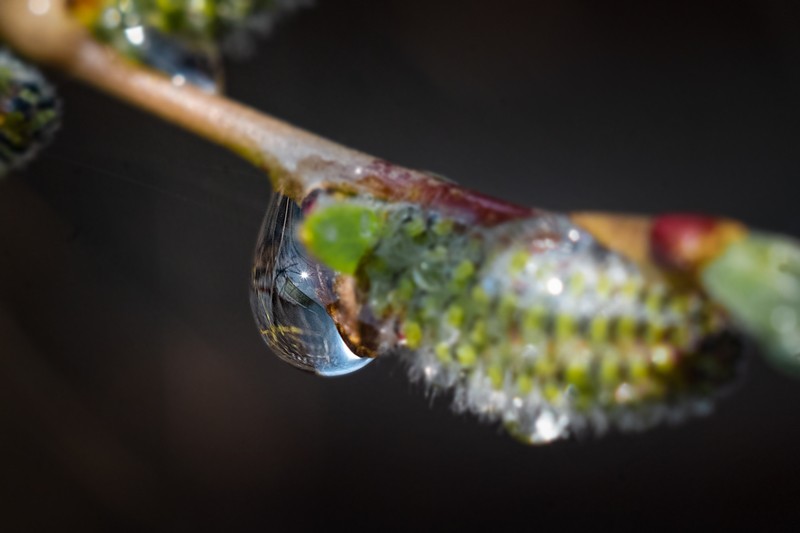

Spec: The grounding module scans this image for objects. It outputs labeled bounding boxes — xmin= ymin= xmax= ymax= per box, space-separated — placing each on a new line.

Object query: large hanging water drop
xmin=250 ymin=193 xmax=373 ymax=376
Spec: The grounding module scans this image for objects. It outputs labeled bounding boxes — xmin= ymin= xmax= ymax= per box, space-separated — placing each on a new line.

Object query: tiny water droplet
xmin=72 ymin=1 xmax=224 ymax=93
xmin=250 ymin=193 xmax=373 ymax=376
xmin=134 ymin=28 xmax=223 ymax=93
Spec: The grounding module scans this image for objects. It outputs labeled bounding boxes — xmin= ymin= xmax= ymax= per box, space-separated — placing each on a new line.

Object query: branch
xmin=4 ymin=1 xmax=798 ymax=376
xmin=0 ymin=0 xmax=532 ymax=225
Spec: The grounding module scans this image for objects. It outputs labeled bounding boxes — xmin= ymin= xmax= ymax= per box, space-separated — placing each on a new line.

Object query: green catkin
xmin=300 ymin=192 xmax=741 ymax=443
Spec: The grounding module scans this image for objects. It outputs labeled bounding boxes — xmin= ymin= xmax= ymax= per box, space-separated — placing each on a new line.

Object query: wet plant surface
xmin=2 ymin=0 xmax=800 ymax=529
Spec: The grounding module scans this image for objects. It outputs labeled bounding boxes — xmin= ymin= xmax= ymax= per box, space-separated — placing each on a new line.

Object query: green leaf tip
xmin=702 ymin=231 xmax=800 ymax=374
xmin=299 ymin=202 xmax=383 ymax=275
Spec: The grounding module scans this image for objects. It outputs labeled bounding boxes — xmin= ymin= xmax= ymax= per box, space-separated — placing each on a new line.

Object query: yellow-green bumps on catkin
xmin=299 ymin=192 xmax=740 ymax=442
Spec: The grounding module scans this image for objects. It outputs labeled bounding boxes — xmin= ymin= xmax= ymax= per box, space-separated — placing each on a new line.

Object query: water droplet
xmin=250 ymin=194 xmax=373 ymax=376
xmin=72 ymin=0 xmax=224 ymax=93
xmin=135 ymin=28 xmax=223 ymax=93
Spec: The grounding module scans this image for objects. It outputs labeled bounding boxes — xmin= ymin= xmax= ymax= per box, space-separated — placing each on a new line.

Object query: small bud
xmin=0 ymin=48 xmax=61 ymax=179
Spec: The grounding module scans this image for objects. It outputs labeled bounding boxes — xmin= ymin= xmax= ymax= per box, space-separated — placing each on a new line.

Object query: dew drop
xmin=250 ymin=193 xmax=373 ymax=376
xmin=134 ymin=28 xmax=223 ymax=93
xmin=73 ymin=1 xmax=224 ymax=93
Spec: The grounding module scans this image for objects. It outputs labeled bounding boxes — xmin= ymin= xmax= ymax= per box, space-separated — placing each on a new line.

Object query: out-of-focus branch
xmin=0 ymin=0 xmax=373 ymax=198
xmin=0 ymin=0 xmax=535 ymax=225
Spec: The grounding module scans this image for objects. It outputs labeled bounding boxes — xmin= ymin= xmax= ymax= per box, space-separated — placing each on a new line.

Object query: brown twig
xmin=0 ymin=0 xmax=535 ymax=225
xmin=9 ymin=0 xmax=735 ymax=267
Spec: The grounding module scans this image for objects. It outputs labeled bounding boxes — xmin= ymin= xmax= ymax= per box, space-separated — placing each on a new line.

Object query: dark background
xmin=2 ymin=0 xmax=800 ymax=530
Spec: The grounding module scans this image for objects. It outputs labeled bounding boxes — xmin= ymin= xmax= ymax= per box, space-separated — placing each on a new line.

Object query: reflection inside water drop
xmin=250 ymin=193 xmax=373 ymax=376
